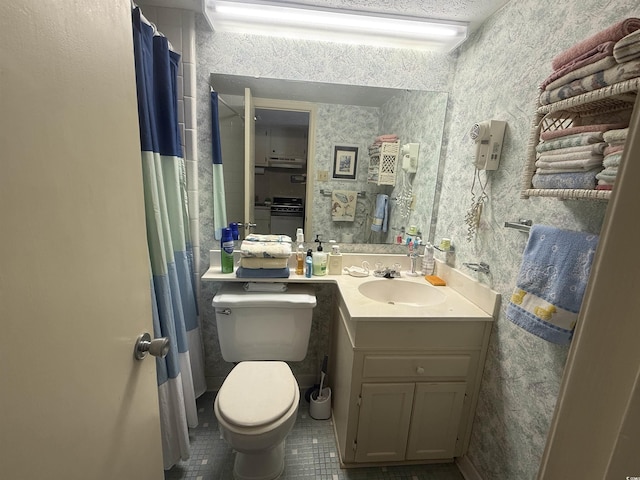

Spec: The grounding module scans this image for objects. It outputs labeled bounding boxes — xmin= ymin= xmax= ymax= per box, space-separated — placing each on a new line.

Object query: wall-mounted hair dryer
xmin=469 ymin=120 xmax=506 ymax=170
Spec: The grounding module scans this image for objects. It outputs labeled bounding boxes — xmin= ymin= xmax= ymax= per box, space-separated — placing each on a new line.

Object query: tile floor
xmin=165 ymin=392 xmax=464 ymax=480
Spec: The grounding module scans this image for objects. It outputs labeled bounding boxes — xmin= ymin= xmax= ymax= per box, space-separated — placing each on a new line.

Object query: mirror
xmin=210 ymin=73 xmax=448 ymax=245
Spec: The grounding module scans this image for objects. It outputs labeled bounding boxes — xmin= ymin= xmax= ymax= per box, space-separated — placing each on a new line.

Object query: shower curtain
xmin=210 ymin=91 xmax=228 ymax=240
xmin=132 ymin=7 xmax=206 ymax=470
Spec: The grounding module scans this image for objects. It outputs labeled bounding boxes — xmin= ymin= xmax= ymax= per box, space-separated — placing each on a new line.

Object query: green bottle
xmin=221 ymin=227 xmax=234 ymax=273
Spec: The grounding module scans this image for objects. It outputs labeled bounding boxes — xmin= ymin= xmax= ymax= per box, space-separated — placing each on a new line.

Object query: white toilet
xmin=212 ymin=284 xmax=316 ymax=480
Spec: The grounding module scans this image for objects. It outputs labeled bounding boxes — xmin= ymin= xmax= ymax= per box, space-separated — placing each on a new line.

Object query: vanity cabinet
xmin=330 ymin=295 xmax=492 ymax=467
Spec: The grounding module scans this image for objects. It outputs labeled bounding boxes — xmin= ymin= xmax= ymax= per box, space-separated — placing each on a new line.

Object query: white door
xmin=244 ymin=87 xmax=256 ymax=236
xmin=355 ymin=383 xmax=414 ymax=463
xmin=0 ymin=1 xmax=164 ymax=479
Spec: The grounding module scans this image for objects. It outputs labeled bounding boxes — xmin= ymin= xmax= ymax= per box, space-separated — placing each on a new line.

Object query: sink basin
xmin=357 ymin=279 xmax=446 ymax=307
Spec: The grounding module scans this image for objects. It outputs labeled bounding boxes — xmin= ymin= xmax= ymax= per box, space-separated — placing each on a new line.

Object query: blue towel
xmin=506 ymin=225 xmax=599 ymax=344
xmin=371 ymin=194 xmax=389 ymax=232
xmin=531 ymin=169 xmax=598 ymax=189
xmin=235 ymin=267 xmax=290 ymax=278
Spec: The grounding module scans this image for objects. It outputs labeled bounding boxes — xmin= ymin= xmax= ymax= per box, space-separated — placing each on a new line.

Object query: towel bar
xmin=504 ymin=220 xmax=532 ymax=233
xmin=320 ymin=189 xmax=366 ymax=198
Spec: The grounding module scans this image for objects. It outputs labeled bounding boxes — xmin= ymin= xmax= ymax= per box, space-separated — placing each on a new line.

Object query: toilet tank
xmin=212 ymin=284 xmax=316 ymax=362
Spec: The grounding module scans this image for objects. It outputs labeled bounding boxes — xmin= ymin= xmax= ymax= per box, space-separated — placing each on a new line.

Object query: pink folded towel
xmin=542 ymin=42 xmax=615 ymax=89
xmin=552 ymin=18 xmax=640 ymax=70
xmin=540 ymin=123 xmax=628 ymax=142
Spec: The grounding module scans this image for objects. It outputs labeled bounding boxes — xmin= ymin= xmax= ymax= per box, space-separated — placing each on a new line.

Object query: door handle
xmin=134 ymin=332 xmax=170 ymax=360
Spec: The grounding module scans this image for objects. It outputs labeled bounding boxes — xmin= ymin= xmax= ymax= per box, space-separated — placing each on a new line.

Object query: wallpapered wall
xmin=195 ymin=0 xmax=638 ymax=478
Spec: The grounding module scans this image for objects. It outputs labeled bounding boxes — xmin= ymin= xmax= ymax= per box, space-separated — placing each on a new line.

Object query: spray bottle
xmin=221 ymin=227 xmax=234 ymax=273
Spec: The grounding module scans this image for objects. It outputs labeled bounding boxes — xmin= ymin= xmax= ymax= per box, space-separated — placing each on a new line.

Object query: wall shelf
xmin=521 ymin=78 xmax=640 ymax=201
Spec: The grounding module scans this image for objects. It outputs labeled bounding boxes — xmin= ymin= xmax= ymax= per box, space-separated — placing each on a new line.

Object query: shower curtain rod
xmin=211 ymin=88 xmax=244 ymax=120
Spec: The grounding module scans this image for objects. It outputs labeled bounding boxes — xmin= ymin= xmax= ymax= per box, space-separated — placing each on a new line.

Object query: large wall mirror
xmin=210 ymin=73 xmax=448 ymax=245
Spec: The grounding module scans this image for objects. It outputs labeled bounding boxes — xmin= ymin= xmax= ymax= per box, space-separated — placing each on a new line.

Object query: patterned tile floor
xmin=165 ymin=392 xmax=464 ymax=480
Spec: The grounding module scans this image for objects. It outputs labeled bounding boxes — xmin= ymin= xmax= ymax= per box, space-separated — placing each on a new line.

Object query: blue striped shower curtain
xmin=132 ymin=8 xmax=206 ymax=470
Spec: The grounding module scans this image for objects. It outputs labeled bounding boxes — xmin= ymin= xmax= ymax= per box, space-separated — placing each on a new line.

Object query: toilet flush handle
xmin=134 ymin=332 xmax=170 ymax=360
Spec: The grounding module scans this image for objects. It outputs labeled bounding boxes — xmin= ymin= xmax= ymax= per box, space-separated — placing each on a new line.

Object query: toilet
xmin=212 ymin=284 xmax=316 ymax=480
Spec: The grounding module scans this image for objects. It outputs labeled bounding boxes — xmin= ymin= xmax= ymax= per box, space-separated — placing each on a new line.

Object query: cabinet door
xmin=355 ymin=383 xmax=414 ymax=463
xmin=406 ymin=382 xmax=467 ymax=460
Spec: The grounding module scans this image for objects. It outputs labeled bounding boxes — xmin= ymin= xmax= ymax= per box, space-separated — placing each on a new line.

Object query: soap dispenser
xmin=312 ymin=239 xmax=327 ymax=276
xmin=328 ymin=240 xmax=343 ymax=275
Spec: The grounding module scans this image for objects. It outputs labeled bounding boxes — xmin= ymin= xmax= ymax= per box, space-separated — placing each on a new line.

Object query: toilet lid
xmin=217 ymin=361 xmax=297 ymax=427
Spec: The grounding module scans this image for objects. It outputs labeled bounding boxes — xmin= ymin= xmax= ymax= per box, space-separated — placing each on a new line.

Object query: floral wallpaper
xmin=194 ymin=0 xmax=639 ymax=478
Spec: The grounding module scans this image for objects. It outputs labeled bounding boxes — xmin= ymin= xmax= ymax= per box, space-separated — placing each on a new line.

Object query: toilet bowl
xmin=214 ymin=361 xmax=300 ymax=480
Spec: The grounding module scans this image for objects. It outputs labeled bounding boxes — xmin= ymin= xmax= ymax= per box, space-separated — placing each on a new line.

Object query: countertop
xmin=202 ymin=253 xmax=494 ymax=321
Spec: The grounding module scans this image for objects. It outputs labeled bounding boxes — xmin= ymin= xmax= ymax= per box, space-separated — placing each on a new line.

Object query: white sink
xmin=357 ymin=279 xmax=446 ymax=307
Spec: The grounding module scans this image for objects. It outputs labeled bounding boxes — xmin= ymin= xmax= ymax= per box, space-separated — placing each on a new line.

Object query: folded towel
xmin=239 ymin=257 xmax=290 ymax=269
xmin=540 ymin=58 xmax=640 ymax=105
xmin=540 ymin=123 xmax=628 ymax=142
xmin=596 ymin=167 xmax=619 ymax=183
xmin=603 ymin=152 xmax=623 ymax=168
xmin=531 ymin=170 xmax=598 ymax=189
xmin=603 ymin=144 xmax=625 ymax=156
xmin=537 ymin=149 xmax=604 ymax=162
xmin=370 ymin=194 xmax=389 ymax=233
xmin=545 ymin=54 xmax=618 ymax=91
xmin=243 ymin=282 xmax=288 ymax=292
xmin=235 ymin=267 xmax=290 ymax=278
xmin=239 ymin=241 xmax=292 ymax=258
xmin=537 ymin=143 xmax=606 ymax=156
xmin=603 ymin=127 xmax=629 ymax=143
xmin=551 ymin=18 xmax=640 ymax=70
xmin=244 ymin=233 xmax=292 ymax=243
xmin=507 ymin=225 xmax=599 ymax=344
xmin=331 ymin=190 xmax=357 ymax=222
xmin=374 ymin=134 xmax=398 ymax=144
xmin=596 ymin=184 xmax=614 ymax=190
xmin=535 ymin=157 xmax=603 ymax=172
xmin=536 ymin=132 xmax=605 ymax=152
xmin=614 ymin=29 xmax=640 ymax=63
xmin=541 ymin=42 xmax=616 ymax=90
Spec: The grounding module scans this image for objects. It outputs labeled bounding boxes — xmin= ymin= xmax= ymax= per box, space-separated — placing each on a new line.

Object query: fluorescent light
xmin=206 ymin=1 xmax=468 ymax=52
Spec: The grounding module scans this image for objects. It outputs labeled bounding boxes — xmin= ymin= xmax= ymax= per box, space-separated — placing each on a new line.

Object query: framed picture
xmin=332 ymin=145 xmax=359 ymax=181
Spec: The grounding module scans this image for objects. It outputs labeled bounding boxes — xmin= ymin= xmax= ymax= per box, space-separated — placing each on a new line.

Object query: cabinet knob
xmin=416 ymin=366 xmax=425 ymax=375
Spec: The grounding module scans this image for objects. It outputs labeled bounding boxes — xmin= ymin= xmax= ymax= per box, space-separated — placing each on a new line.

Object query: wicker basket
xmin=368 ymin=142 xmax=400 ymax=186
xmin=521 ymin=78 xmax=640 ymax=200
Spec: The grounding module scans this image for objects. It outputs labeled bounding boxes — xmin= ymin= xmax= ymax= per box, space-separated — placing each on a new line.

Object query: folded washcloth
xmin=243 ymin=282 xmax=288 ymax=292
xmin=239 ymin=241 xmax=292 ymax=258
xmin=535 ymin=157 xmax=603 ymax=172
xmin=331 ymin=190 xmax=357 ymax=222
xmin=235 ymin=267 xmax=290 ymax=278
xmin=596 ymin=184 xmax=614 ymax=190
xmin=507 ymin=225 xmax=599 ymax=344
xmin=603 ymin=152 xmax=623 ymax=168
xmin=551 ymin=18 xmax=640 ymax=70
xmin=370 ymin=194 xmax=389 ymax=233
xmin=531 ymin=170 xmax=598 ymax=189
xmin=603 ymin=127 xmax=629 ymax=143
xmin=614 ymin=29 xmax=640 ymax=63
xmin=536 ymin=132 xmax=605 ymax=152
xmin=540 ymin=123 xmax=628 ymax=142
xmin=541 ymin=42 xmax=616 ymax=90
xmin=545 ymin=54 xmax=617 ymax=91
xmin=540 ymin=58 xmax=640 ymax=105
xmin=239 ymin=257 xmax=290 ymax=269
xmin=375 ymin=134 xmax=398 ymax=144
xmin=244 ymin=233 xmax=292 ymax=243
xmin=596 ymin=167 xmax=619 ymax=183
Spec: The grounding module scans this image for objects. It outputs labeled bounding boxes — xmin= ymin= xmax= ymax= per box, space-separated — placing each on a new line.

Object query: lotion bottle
xmin=328 ymin=242 xmax=343 ymax=275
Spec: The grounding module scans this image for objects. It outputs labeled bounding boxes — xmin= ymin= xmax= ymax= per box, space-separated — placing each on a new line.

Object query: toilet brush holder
xmin=309 ymin=387 xmax=331 ymax=420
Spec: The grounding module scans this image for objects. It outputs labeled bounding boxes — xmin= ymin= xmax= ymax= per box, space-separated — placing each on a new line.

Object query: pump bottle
xmin=295 ymin=228 xmax=305 ymax=275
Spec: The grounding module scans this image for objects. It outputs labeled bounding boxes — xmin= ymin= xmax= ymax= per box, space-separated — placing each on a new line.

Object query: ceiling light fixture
xmin=206 ymin=1 xmax=468 ymax=52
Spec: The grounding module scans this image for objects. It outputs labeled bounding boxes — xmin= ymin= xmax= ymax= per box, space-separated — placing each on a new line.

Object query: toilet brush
xmin=317 ymin=355 xmax=328 ymax=400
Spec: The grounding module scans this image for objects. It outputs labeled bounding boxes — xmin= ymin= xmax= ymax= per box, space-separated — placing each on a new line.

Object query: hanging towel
xmin=331 ymin=190 xmax=357 ymax=222
xmin=506 ymin=225 xmax=599 ymax=344
xmin=370 ymin=194 xmax=389 ymax=233
xmin=235 ymin=267 xmax=290 ymax=278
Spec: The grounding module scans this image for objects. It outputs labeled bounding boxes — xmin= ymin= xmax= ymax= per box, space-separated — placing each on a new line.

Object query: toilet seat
xmin=217 ymin=361 xmax=297 ymax=428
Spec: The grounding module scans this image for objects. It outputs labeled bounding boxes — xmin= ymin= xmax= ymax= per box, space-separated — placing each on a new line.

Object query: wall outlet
xmin=317 ymin=170 xmax=329 ymax=182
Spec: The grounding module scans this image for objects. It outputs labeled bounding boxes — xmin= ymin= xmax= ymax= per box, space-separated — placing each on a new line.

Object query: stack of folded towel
xmin=531 ymin=123 xmax=628 ymax=189
xmin=539 ymin=18 xmax=640 ymax=105
xmin=373 ymin=134 xmax=398 ymax=145
xmin=236 ymin=233 xmax=292 ymax=278
xmin=596 ymin=127 xmax=629 ymax=190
